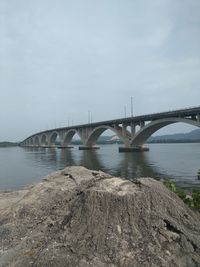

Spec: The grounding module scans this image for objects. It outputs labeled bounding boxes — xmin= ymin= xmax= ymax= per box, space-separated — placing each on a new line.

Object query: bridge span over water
xmin=20 ymin=106 xmax=200 ymax=152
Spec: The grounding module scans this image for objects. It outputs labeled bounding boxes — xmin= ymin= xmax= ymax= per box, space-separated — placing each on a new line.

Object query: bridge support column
xmin=59 ymin=138 xmax=74 ymax=149
xmin=122 ymin=123 xmax=127 ymax=136
xmin=131 ymin=122 xmax=136 ymax=135
xmin=140 ymin=121 xmax=145 ymax=128
xmin=197 ymin=113 xmax=200 ymax=123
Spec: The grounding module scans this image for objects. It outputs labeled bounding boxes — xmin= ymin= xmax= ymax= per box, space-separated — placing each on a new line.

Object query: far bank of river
xmin=0 ymin=142 xmax=18 ymax=147
xmin=0 ymin=143 xmax=200 ymax=190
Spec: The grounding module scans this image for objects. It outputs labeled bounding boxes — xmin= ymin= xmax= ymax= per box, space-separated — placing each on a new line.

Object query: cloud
xmin=0 ymin=0 xmax=200 ymax=140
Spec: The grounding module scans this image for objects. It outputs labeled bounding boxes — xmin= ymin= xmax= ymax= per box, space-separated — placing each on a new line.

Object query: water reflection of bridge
xmin=23 ymin=145 xmax=161 ymax=181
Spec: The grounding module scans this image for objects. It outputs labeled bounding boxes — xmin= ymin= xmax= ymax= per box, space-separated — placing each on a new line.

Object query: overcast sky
xmin=1 ymin=0 xmax=200 ymax=141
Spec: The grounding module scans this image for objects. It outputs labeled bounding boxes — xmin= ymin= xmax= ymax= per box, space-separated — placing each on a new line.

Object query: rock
xmin=0 ymin=166 xmax=200 ymax=267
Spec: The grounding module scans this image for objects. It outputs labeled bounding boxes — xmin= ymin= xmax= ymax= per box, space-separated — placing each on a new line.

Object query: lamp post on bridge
xmin=131 ymin=96 xmax=133 ymax=117
xmin=88 ymin=110 xmax=92 ymax=123
xmin=124 ymin=106 xmax=127 ymax=118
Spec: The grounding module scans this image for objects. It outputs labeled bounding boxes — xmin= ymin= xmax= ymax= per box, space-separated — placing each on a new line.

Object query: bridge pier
xmin=119 ymin=146 xmax=149 ymax=152
xmin=57 ymin=145 xmax=74 ymax=149
xmin=79 ymin=146 xmax=100 ymax=150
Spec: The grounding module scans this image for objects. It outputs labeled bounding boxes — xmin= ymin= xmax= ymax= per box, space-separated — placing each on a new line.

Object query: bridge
xmin=20 ymin=106 xmax=200 ymax=152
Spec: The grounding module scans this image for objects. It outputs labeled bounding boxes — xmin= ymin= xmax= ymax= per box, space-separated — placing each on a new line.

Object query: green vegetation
xmin=148 ymin=129 xmax=200 ymax=143
xmin=192 ymin=189 xmax=200 ymax=211
xmin=148 ymin=139 xmax=200 ymax=144
xmin=0 ymin=142 xmax=18 ymax=147
xmin=197 ymin=169 xmax=200 ymax=180
xmin=163 ymin=179 xmax=200 ymax=211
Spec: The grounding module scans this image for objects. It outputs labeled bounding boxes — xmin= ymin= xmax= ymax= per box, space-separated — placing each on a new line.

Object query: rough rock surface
xmin=0 ymin=166 xmax=200 ymax=267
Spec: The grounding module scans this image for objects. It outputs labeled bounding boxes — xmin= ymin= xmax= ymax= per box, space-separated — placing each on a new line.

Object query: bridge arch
xmin=63 ymin=129 xmax=82 ymax=145
xmin=131 ymin=117 xmax=200 ymax=146
xmin=49 ymin=131 xmax=59 ymax=146
xmin=86 ymin=125 xmax=131 ymax=146
xmin=26 ymin=140 xmax=30 ymax=146
xmin=41 ymin=134 xmax=48 ymax=146
xmin=30 ymin=138 xmax=33 ymax=146
xmin=34 ymin=136 xmax=40 ymax=146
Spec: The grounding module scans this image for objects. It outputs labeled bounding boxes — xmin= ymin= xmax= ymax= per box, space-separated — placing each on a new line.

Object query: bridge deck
xmin=23 ymin=106 xmax=200 ymax=141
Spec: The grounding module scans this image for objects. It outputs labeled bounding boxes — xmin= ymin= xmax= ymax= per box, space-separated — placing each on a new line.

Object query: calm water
xmin=0 ymin=143 xmax=200 ymax=190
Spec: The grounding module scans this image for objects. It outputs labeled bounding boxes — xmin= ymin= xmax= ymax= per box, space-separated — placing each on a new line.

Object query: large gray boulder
xmin=0 ymin=166 xmax=200 ymax=267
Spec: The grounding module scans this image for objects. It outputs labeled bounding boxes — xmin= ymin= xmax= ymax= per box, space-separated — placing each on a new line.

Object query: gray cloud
xmin=0 ymin=0 xmax=200 ymax=140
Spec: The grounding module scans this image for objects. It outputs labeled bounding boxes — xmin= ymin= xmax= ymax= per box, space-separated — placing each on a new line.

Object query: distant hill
xmin=72 ymin=129 xmax=200 ymax=145
xmin=148 ymin=129 xmax=200 ymax=143
xmin=97 ymin=136 xmax=122 ymax=144
xmin=103 ymin=129 xmax=200 ymax=144
xmin=95 ymin=129 xmax=200 ymax=144
xmin=0 ymin=142 xmax=18 ymax=147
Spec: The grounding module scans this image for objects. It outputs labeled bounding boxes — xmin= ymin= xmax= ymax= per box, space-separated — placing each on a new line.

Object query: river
xmin=0 ymin=143 xmax=200 ymax=190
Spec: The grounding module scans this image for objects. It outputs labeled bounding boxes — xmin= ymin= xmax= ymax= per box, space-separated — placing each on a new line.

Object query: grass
xmin=163 ymin=179 xmax=200 ymax=212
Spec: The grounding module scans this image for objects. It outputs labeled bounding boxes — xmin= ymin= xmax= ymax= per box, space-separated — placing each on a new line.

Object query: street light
xmin=124 ymin=106 xmax=127 ymax=118
xmin=90 ymin=112 xmax=93 ymax=123
xmin=88 ymin=111 xmax=92 ymax=123
xmin=131 ymin=97 xmax=133 ymax=117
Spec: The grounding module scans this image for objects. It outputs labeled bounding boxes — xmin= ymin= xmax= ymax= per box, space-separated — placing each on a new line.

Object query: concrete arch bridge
xmin=20 ymin=106 xmax=200 ymax=152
